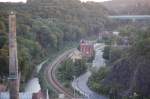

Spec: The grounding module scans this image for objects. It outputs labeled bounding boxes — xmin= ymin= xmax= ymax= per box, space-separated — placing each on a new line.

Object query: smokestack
xmin=9 ymin=11 xmax=19 ymax=99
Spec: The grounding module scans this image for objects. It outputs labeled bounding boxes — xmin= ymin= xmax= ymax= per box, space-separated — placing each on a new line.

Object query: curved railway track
xmin=45 ymin=49 xmax=76 ymax=98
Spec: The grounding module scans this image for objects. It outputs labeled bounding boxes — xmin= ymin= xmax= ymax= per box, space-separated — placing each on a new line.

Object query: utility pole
xmin=9 ymin=11 xmax=19 ymax=99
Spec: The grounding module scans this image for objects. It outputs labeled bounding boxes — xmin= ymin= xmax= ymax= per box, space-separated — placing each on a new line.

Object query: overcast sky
xmin=0 ymin=0 xmax=111 ymax=3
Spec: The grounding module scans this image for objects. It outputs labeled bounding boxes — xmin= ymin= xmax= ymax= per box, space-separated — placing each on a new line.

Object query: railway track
xmin=45 ymin=49 xmax=76 ymax=98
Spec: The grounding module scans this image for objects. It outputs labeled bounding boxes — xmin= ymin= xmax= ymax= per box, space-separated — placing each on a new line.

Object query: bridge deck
xmin=108 ymin=15 xmax=150 ymax=20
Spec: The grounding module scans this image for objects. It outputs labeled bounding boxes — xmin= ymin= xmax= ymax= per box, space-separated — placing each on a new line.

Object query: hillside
xmin=102 ymin=0 xmax=150 ymax=15
xmin=88 ymin=26 xmax=150 ymax=99
xmin=105 ymin=55 xmax=150 ymax=97
xmin=0 ymin=0 xmax=109 ymax=86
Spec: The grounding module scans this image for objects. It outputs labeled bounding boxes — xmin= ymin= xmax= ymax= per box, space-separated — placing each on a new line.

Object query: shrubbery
xmin=88 ymin=67 xmax=110 ymax=95
xmin=57 ymin=59 xmax=87 ymax=87
xmin=0 ymin=0 xmax=108 ymax=83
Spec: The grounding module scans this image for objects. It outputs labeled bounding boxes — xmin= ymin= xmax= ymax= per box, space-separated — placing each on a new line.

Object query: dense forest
xmin=86 ymin=1 xmax=150 ymax=98
xmin=88 ymin=26 xmax=150 ymax=99
xmin=102 ymin=0 xmax=150 ymax=15
xmin=57 ymin=59 xmax=87 ymax=87
xmin=1 ymin=0 xmax=150 ymax=98
xmin=0 ymin=0 xmax=109 ymax=84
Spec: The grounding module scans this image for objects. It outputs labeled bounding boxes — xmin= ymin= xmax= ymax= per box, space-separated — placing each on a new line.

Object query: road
xmin=72 ymin=43 xmax=109 ymax=99
xmin=45 ymin=48 xmax=76 ymax=98
xmin=92 ymin=43 xmax=105 ymax=69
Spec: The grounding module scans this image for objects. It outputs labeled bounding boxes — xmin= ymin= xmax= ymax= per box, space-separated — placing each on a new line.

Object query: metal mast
xmin=9 ymin=12 xmax=19 ymax=99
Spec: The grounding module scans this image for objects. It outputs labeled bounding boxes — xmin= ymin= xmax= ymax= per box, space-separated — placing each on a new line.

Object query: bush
xmin=103 ymin=46 xmax=110 ymax=60
xmin=57 ymin=59 xmax=87 ymax=87
xmin=88 ymin=67 xmax=110 ymax=95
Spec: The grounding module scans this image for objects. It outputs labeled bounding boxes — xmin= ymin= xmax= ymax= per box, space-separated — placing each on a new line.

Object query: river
xmin=72 ymin=43 xmax=108 ymax=99
xmin=25 ymin=59 xmax=48 ymax=93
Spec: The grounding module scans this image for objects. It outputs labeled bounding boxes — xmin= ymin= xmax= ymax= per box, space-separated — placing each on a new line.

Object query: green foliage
xmin=0 ymin=35 xmax=7 ymax=48
xmin=0 ymin=21 xmax=6 ymax=33
xmin=103 ymin=45 xmax=124 ymax=64
xmin=100 ymin=27 xmax=150 ymax=98
xmin=109 ymin=47 xmax=124 ymax=63
xmin=0 ymin=32 xmax=8 ymax=76
xmin=17 ymin=37 xmax=43 ymax=81
xmin=58 ymin=59 xmax=74 ymax=82
xmin=0 ymin=0 xmax=108 ymax=84
xmin=88 ymin=67 xmax=110 ymax=95
xmin=57 ymin=59 xmax=87 ymax=87
xmin=117 ymin=25 xmax=142 ymax=46
xmin=0 ymin=49 xmax=9 ymax=76
xmin=129 ymin=28 xmax=150 ymax=56
xmin=118 ymin=25 xmax=137 ymax=37
xmin=103 ymin=35 xmax=113 ymax=45
xmin=73 ymin=59 xmax=87 ymax=77
xmin=103 ymin=45 xmax=110 ymax=60
xmin=134 ymin=38 xmax=150 ymax=56
xmin=18 ymin=47 xmax=31 ymax=81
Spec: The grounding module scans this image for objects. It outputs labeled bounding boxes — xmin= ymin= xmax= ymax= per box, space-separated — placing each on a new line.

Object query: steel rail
xmin=46 ymin=49 xmax=76 ymax=98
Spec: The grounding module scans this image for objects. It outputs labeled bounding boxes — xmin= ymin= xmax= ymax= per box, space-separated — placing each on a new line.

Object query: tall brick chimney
xmin=9 ymin=11 xmax=19 ymax=99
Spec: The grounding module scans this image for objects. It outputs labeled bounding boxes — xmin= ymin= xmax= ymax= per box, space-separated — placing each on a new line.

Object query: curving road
xmin=45 ymin=48 xmax=76 ymax=98
xmin=72 ymin=43 xmax=109 ymax=99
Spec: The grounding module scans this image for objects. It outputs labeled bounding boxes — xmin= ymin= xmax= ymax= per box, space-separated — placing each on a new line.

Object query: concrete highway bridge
xmin=108 ymin=15 xmax=150 ymax=21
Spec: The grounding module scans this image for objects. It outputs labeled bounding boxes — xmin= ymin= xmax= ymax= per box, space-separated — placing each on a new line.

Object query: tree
xmin=0 ymin=49 xmax=8 ymax=76
xmin=58 ymin=59 xmax=74 ymax=81
xmin=73 ymin=59 xmax=87 ymax=77
xmin=103 ymin=46 xmax=111 ymax=60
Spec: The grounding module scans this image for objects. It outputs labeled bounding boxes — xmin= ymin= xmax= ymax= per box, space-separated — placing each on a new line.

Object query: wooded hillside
xmin=0 ymin=0 xmax=109 ymax=84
